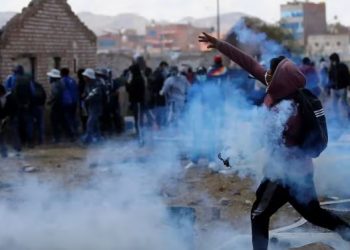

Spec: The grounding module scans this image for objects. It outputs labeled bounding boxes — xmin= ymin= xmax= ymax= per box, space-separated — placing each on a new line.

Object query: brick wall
xmin=0 ymin=0 xmax=97 ymax=88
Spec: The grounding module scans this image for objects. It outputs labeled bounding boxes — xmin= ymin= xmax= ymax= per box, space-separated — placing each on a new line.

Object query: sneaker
xmin=185 ymin=161 xmax=196 ymax=169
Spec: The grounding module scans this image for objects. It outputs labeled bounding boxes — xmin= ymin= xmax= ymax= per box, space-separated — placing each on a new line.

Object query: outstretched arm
xmin=198 ymin=32 xmax=267 ymax=85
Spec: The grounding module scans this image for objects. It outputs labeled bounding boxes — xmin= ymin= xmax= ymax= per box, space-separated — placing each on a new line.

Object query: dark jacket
xmin=329 ymin=62 xmax=350 ymax=90
xmin=217 ymin=41 xmax=312 ymax=174
xmin=149 ymin=67 xmax=166 ymax=107
xmin=126 ymin=65 xmax=145 ymax=105
xmin=0 ymin=92 xmax=18 ymax=119
xmin=84 ymin=80 xmax=103 ymax=115
xmin=48 ymin=79 xmax=63 ymax=110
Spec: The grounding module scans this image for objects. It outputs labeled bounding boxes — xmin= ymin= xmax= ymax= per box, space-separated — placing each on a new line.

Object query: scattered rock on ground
xmin=219 ymin=197 xmax=231 ymax=206
xmin=245 ymin=200 xmax=252 ymax=205
xmin=21 ymin=166 xmax=39 ymax=173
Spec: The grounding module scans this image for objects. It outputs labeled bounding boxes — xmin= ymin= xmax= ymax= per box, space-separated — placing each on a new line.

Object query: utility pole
xmin=216 ymin=0 xmax=220 ymax=39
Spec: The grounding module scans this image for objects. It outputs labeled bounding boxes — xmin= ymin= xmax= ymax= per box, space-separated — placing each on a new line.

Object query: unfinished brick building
xmin=0 ymin=0 xmax=97 ymax=86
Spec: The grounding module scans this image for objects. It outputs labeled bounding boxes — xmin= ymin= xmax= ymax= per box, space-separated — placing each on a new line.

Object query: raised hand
xmin=198 ymin=32 xmax=219 ymax=49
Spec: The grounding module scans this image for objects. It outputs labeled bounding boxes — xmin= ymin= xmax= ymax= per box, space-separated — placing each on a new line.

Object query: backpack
xmin=295 ymin=89 xmax=328 ymax=158
xmin=30 ymin=81 xmax=46 ymax=106
xmin=61 ymin=78 xmax=77 ymax=106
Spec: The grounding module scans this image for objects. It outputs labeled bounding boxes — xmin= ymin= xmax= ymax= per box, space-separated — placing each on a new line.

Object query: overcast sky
xmin=1 ymin=0 xmax=349 ymax=25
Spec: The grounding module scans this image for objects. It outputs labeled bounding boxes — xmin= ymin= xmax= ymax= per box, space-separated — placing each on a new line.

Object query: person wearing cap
xmin=81 ymin=68 xmax=103 ymax=144
xmin=96 ymin=68 xmax=112 ymax=135
xmin=160 ymin=66 xmax=190 ymax=125
xmin=47 ymin=69 xmax=65 ymax=143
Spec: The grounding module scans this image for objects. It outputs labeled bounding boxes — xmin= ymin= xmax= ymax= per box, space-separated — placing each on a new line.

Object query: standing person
xmin=13 ymin=71 xmax=34 ymax=147
xmin=149 ymin=61 xmax=169 ymax=127
xmin=3 ymin=66 xmax=23 ymax=152
xmin=60 ymin=68 xmax=78 ymax=140
xmin=143 ymin=67 xmax=158 ymax=129
xmin=0 ymin=84 xmax=20 ymax=158
xmin=77 ymin=69 xmax=88 ymax=133
xmin=319 ymin=57 xmax=330 ymax=98
xmin=111 ymin=72 xmax=127 ymax=134
xmin=160 ymin=66 xmax=190 ymax=125
xmin=126 ymin=64 xmax=146 ymax=145
xmin=81 ymin=68 xmax=103 ymax=144
xmin=329 ymin=52 xmax=350 ymax=119
xmin=96 ymin=68 xmax=113 ymax=136
xmin=30 ymin=79 xmax=47 ymax=145
xmin=47 ymin=69 xmax=65 ymax=143
xmin=199 ymin=32 xmax=350 ymax=250
xmin=299 ymin=57 xmax=320 ymax=97
xmin=186 ymin=67 xmax=196 ymax=84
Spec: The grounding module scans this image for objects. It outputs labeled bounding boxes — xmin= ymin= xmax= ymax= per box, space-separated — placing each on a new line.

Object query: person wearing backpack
xmin=30 ymin=80 xmax=47 ymax=145
xmin=60 ymin=68 xmax=78 ymax=141
xmin=199 ymin=32 xmax=350 ymax=250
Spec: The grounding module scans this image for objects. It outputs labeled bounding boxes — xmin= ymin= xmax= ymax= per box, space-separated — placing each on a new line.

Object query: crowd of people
xmin=0 ymin=49 xmax=350 ymax=157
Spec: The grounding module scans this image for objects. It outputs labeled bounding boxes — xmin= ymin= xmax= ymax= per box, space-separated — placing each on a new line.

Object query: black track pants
xmin=251 ymin=176 xmax=350 ymax=250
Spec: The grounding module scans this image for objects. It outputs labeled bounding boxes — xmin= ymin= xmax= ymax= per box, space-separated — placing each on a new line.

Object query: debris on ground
xmin=21 ymin=165 xmax=39 ymax=173
xmin=219 ymin=197 xmax=232 ymax=206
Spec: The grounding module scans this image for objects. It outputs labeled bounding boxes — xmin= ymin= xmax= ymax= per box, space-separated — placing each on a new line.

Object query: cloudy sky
xmin=1 ymin=0 xmax=349 ymax=25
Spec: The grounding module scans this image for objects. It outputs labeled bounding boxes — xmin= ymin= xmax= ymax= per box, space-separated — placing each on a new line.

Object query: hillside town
xmin=1 ymin=0 xmax=350 ymax=249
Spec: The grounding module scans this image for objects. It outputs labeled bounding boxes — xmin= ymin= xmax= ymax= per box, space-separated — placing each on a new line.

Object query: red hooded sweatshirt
xmin=216 ymin=41 xmax=313 ymax=175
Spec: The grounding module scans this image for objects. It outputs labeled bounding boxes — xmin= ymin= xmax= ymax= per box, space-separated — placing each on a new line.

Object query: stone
xmin=245 ymin=200 xmax=253 ymax=205
xmin=219 ymin=197 xmax=232 ymax=206
xmin=22 ymin=166 xmax=39 ymax=173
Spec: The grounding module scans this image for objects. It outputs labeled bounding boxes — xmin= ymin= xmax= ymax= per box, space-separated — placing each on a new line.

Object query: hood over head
xmin=267 ymin=59 xmax=305 ymax=102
